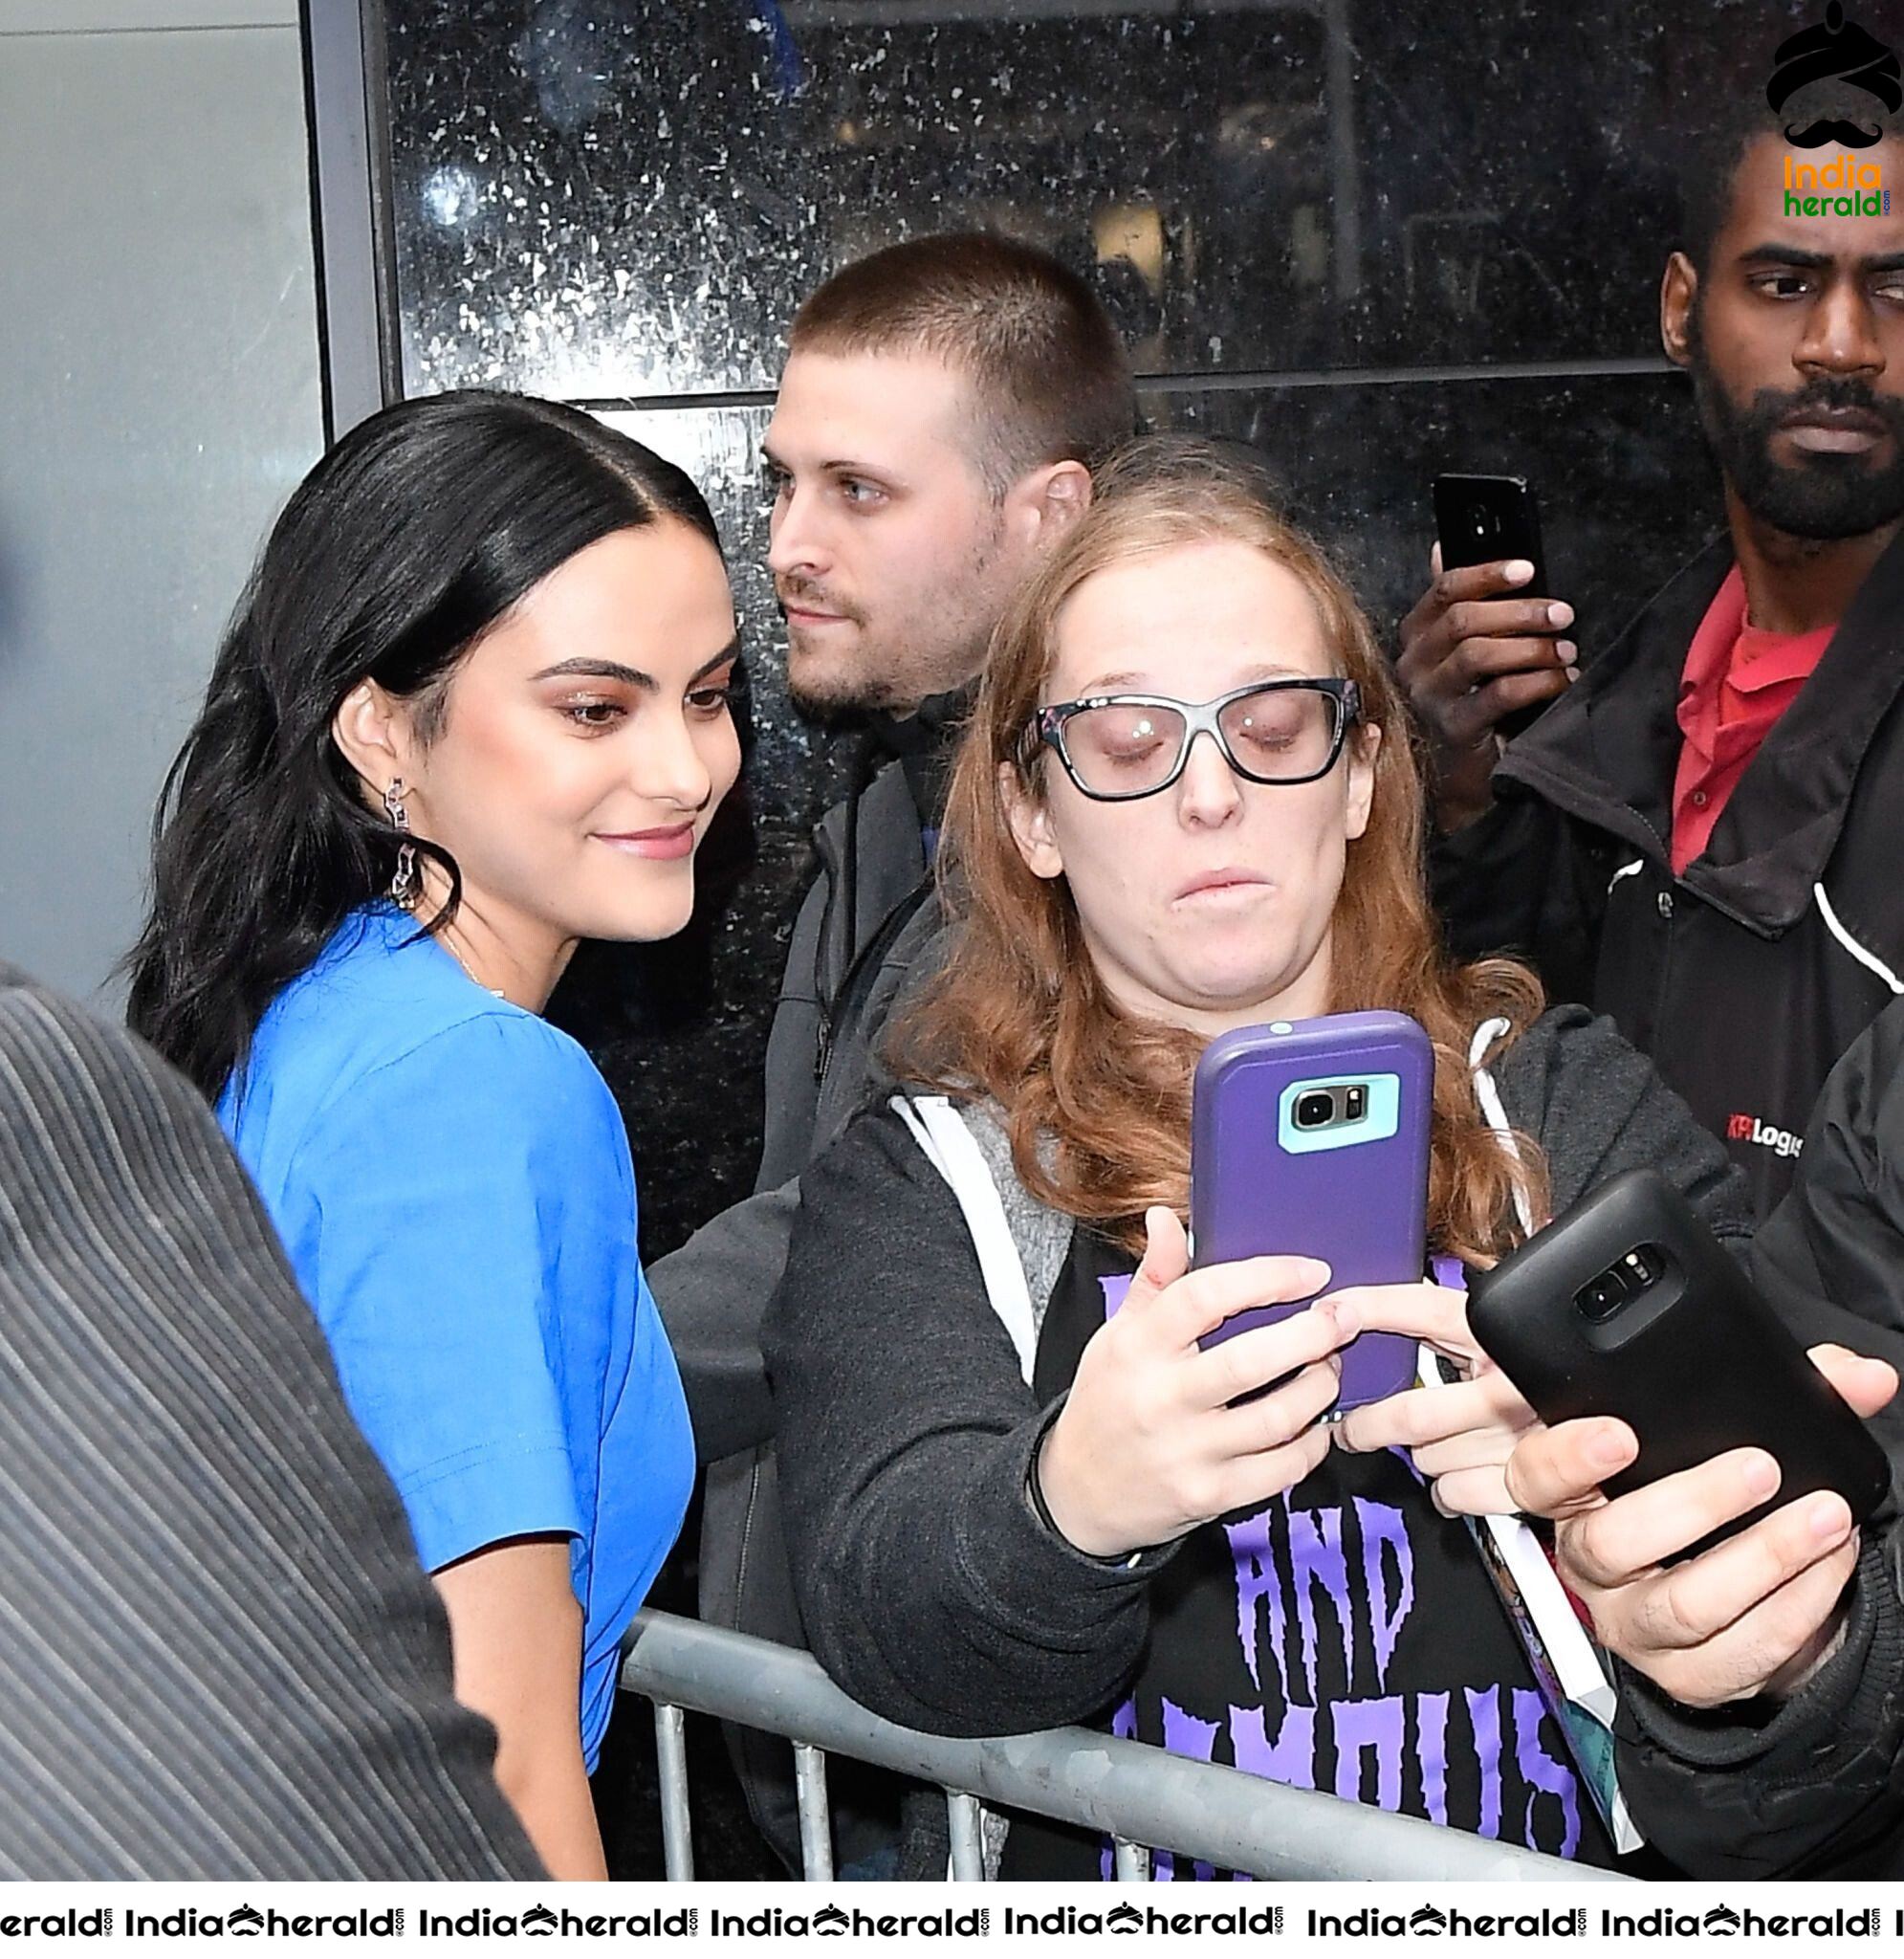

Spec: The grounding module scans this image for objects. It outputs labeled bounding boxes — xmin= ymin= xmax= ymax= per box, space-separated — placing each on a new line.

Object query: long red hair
xmin=892 ymin=436 xmax=1548 ymax=1262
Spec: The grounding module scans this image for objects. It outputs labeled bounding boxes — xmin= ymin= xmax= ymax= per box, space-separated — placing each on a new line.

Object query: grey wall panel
xmin=0 ymin=24 xmax=322 ymax=996
xmin=0 ymin=3 xmax=295 ymax=30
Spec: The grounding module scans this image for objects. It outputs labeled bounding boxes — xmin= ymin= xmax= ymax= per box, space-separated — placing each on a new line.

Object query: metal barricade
xmin=620 ymin=1611 xmax=1626 ymax=1883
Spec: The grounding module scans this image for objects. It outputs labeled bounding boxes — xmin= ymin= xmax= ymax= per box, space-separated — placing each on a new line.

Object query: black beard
xmin=1688 ymin=331 xmax=1904 ymax=540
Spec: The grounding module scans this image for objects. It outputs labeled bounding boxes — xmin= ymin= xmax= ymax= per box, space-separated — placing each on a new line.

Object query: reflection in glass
xmin=384 ymin=0 xmax=1709 ymax=400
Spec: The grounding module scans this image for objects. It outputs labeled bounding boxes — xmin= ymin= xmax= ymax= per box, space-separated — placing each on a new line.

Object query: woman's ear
xmin=331 ymin=680 xmax=413 ymax=803
xmin=998 ymin=759 xmax=1065 ymax=880
xmin=1345 ymin=722 xmax=1382 ymax=841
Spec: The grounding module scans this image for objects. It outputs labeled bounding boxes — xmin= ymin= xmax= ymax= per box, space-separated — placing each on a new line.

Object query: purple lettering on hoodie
xmin=1464 ymin=1686 xmax=1504 ymax=1840
xmin=1287 ymin=1505 xmax=1353 ymax=1698
xmin=1333 ymin=1694 xmax=1407 ymax=1812
xmin=1417 ymin=1691 xmax=1451 ymax=1826
xmin=1229 ymin=1699 xmax=1318 ymax=1789
xmin=1227 ymin=1512 xmax=1292 ymax=1698
xmin=1354 ymin=1498 xmax=1414 ymax=1688
xmin=1512 ymin=1689 xmax=1581 ymax=1859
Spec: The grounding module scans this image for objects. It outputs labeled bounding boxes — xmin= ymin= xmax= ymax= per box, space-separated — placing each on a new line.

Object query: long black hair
xmin=126 ymin=389 xmax=724 ymax=1100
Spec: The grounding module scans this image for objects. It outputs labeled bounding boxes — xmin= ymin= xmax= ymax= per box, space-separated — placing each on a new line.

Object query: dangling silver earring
xmin=383 ymin=778 xmax=419 ymax=909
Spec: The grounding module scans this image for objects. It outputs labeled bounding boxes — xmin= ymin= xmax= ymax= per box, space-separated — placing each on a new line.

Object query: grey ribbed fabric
xmin=0 ymin=964 xmax=541 ymax=1880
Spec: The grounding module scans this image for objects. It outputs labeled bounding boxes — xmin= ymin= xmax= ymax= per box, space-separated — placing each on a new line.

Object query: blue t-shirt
xmin=219 ymin=904 xmax=693 ymax=1769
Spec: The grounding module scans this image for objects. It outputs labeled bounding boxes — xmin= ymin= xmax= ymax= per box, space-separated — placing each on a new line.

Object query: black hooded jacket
xmin=1616 ymin=993 xmax=1904 ymax=1877
xmin=1431 ymin=527 xmax=1904 ymax=1219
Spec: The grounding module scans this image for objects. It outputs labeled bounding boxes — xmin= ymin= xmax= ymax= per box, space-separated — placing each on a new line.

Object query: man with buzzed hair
xmin=649 ymin=233 xmax=1133 ymax=1873
xmin=768 ymin=233 xmax=1136 ymax=720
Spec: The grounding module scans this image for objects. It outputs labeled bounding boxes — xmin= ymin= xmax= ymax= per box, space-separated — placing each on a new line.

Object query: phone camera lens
xmin=1295 ymin=1090 xmax=1334 ymax=1131
xmin=1574 ymin=1271 xmax=1630 ymax=1321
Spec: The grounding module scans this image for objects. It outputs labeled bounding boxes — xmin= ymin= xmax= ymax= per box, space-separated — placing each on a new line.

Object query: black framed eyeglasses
xmin=1021 ymin=677 xmax=1363 ymax=803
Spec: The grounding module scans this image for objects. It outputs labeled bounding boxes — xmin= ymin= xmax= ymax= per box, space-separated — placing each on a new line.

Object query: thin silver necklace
xmin=439 ymin=928 xmax=506 ymax=999
xmin=401 ymin=897 xmax=506 ymax=999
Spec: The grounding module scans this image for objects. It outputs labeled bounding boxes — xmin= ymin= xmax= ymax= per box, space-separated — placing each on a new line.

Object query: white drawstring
xmin=1468 ymin=1015 xmax=1538 ymax=1241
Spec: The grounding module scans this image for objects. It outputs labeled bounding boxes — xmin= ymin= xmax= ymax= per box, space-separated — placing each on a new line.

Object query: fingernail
xmin=1744 ymin=1453 xmax=1781 ymax=1498
xmin=1503 ymin=560 xmax=1534 ymax=584
xmin=1587 ymin=1426 xmax=1630 ymax=1470
xmin=1557 ymin=640 xmax=1579 ymax=666
xmin=1810 ymin=1496 xmax=1851 ymax=1542
xmin=1330 ymin=1301 xmax=1361 ymax=1339
xmin=1547 ymin=602 xmax=1574 ymax=627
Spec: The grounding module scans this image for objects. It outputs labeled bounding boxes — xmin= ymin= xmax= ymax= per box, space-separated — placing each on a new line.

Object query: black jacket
xmin=764 ymin=1008 xmax=1748 ymax=1874
xmin=650 ymin=726 xmax=950 ymax=1461
xmin=1432 ymin=528 xmax=1904 ymax=1220
xmin=647 ymin=694 xmax=963 ymax=1871
xmin=1617 ymin=994 xmax=1904 ymax=1879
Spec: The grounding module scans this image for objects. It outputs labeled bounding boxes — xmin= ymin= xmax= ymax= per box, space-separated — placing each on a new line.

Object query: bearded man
xmin=1396 ymin=94 xmax=1904 ymax=1219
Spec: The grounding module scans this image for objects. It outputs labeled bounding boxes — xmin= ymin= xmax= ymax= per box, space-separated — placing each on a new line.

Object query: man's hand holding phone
xmin=1504 ymin=1345 xmax=1898 ymax=1708
xmin=1396 ymin=549 xmax=1579 ymax=833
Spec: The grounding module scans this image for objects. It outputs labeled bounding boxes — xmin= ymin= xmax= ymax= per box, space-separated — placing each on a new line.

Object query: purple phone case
xmin=1189 ymin=1010 xmax=1433 ymax=1410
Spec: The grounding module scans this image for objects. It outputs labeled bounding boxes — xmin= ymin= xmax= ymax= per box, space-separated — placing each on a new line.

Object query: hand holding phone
xmin=1469 ymin=1169 xmax=1890 ymax=1554
xmin=1191 ymin=1010 xmax=1432 ymax=1412
xmin=1397 ymin=474 xmax=1577 ymax=826
xmin=1504 ymin=1343 xmax=1896 ymax=1707
xmin=1326 ymin=1280 xmax=1541 ymax=1516
xmin=1033 ymin=1208 xmax=1354 ymax=1558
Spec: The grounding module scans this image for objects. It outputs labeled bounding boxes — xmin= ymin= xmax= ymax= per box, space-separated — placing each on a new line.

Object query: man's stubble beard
xmin=784 ymin=610 xmax=996 ymax=718
xmin=1688 ymin=311 xmax=1904 ymax=542
xmin=783 ymin=513 xmax=1010 ymax=719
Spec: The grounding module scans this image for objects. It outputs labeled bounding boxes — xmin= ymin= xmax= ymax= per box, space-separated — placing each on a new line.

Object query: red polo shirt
xmin=1670 ymin=566 xmax=1837 ymax=873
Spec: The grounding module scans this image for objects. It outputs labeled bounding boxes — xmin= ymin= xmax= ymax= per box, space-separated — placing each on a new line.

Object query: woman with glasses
xmin=759 ymin=436 xmax=1749 ymax=1875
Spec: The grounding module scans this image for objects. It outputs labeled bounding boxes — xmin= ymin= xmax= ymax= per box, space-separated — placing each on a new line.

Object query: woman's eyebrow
xmin=531 ymin=657 xmax=657 ymax=692
xmin=690 ymin=639 xmax=742 ymax=682
xmin=529 ymin=641 xmax=739 ymax=691
xmin=1072 ymin=661 xmax=1309 ymax=695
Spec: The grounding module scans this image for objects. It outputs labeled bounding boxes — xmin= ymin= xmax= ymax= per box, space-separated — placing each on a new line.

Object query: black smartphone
xmin=1468 ymin=1169 xmax=1890 ymax=1556
xmin=1431 ymin=472 xmax=1556 ymax=742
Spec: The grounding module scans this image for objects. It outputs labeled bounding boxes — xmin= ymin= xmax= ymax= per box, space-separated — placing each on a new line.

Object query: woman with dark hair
xmin=762 ymin=436 xmax=1751 ymax=1875
xmin=128 ymin=390 xmax=740 ymax=1878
